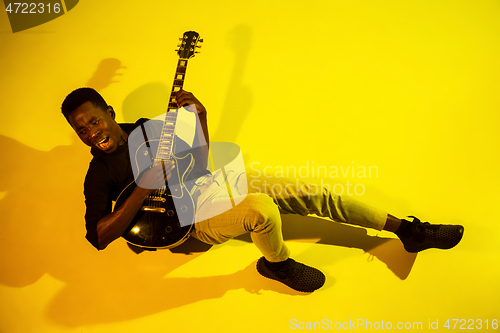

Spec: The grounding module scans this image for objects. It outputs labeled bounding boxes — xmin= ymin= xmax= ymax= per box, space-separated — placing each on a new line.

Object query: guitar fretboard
xmin=155 ymin=58 xmax=189 ymax=162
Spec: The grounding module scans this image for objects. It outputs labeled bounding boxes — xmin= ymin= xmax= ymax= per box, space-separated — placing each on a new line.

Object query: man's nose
xmin=89 ymin=127 xmax=100 ymax=139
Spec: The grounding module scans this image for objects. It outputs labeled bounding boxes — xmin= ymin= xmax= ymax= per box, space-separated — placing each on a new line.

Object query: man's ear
xmin=107 ymin=105 xmax=116 ymax=120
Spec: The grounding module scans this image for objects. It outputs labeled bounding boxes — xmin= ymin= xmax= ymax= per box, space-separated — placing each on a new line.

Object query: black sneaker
xmin=256 ymin=257 xmax=325 ymax=293
xmin=397 ymin=216 xmax=464 ymax=253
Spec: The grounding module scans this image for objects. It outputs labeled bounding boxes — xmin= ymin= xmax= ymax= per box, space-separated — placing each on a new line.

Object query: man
xmin=62 ymin=87 xmax=464 ymax=293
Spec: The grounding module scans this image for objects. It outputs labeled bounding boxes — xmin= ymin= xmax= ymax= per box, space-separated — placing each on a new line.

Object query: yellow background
xmin=1 ymin=0 xmax=499 ymax=332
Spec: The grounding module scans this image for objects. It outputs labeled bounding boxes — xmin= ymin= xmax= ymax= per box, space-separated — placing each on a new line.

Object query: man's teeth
xmin=97 ymin=137 xmax=108 ymax=148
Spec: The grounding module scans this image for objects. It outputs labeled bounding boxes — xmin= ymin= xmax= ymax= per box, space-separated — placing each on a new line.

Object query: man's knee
xmin=243 ymin=193 xmax=281 ymax=231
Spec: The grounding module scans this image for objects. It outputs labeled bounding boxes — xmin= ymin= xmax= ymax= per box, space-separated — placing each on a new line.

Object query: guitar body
xmin=116 ymin=139 xmax=195 ymax=249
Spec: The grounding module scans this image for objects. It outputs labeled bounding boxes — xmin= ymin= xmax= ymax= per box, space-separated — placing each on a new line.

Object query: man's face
xmin=68 ymin=101 xmax=125 ymax=154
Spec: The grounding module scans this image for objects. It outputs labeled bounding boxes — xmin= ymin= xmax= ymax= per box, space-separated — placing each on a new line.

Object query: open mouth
xmin=96 ymin=136 xmax=110 ymax=150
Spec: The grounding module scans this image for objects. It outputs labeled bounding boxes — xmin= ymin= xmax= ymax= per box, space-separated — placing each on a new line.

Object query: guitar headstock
xmin=176 ymin=31 xmax=202 ymax=59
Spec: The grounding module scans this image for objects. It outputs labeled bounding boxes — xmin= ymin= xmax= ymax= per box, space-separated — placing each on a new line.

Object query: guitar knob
xmin=165 ymin=226 xmax=172 ymax=233
xmin=181 ymin=206 xmax=188 ymax=212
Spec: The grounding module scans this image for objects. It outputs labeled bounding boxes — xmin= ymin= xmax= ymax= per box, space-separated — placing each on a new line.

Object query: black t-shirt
xmin=83 ymin=118 xmax=209 ymax=250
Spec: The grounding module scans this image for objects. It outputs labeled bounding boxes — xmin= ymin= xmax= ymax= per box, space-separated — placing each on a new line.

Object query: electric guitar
xmin=115 ymin=31 xmax=203 ymax=249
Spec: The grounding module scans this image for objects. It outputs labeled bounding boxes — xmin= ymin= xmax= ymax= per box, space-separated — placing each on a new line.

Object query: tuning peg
xmin=199 ymin=39 xmax=204 ymax=42
xmin=179 ymin=38 xmax=183 ymax=41
xmin=196 ymin=45 xmax=202 ymax=48
xmin=195 ymin=51 xmax=201 ymax=54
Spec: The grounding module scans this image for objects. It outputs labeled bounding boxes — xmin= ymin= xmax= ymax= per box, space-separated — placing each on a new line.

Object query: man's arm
xmin=96 ymin=186 xmax=151 ymax=249
xmin=175 ymin=90 xmax=209 ymax=146
xmin=96 ymin=161 xmax=175 ymax=249
xmin=175 ymin=90 xmax=210 ymax=169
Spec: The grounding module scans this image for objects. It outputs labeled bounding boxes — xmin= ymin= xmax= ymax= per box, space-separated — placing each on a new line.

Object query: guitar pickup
xmin=149 ymin=197 xmax=166 ymax=202
xmin=141 ymin=207 xmax=166 ymax=213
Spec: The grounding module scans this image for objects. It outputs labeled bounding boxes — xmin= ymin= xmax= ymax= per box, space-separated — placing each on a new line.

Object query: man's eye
xmin=93 ymin=119 xmax=100 ymax=125
xmin=79 ymin=130 xmax=86 ymax=135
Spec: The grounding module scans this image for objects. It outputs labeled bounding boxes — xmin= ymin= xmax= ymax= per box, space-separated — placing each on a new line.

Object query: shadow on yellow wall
xmin=211 ymin=24 xmax=253 ymax=143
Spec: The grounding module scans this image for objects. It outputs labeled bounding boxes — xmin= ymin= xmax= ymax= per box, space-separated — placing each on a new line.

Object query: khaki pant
xmin=190 ymin=171 xmax=387 ymax=262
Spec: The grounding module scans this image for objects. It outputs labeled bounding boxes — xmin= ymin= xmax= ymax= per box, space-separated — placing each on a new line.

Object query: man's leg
xmin=383 ymin=214 xmax=402 ymax=232
xmin=191 ymin=192 xmax=290 ymax=262
xmin=190 ymin=177 xmax=326 ymax=293
xmin=254 ymin=176 xmax=464 ymax=253
xmin=254 ymin=177 xmax=388 ymax=230
xmin=190 ymin=173 xmax=463 ymax=293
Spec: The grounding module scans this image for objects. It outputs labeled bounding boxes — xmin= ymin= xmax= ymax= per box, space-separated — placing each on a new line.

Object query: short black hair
xmin=61 ymin=87 xmax=108 ymax=124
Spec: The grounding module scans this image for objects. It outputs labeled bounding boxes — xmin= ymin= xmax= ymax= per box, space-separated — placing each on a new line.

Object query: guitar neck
xmin=155 ymin=58 xmax=190 ymax=162
xmin=154 ymin=30 xmax=201 ymax=163
xmin=168 ymin=58 xmax=189 ymax=111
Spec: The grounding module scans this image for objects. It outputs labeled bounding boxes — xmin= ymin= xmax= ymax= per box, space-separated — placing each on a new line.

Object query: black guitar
xmin=115 ymin=31 xmax=203 ymax=249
